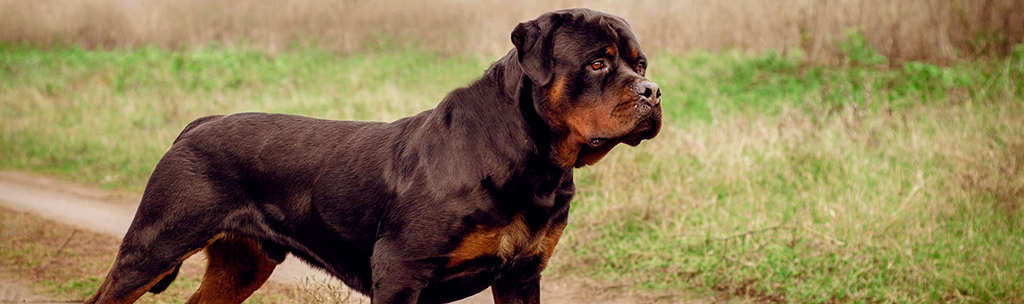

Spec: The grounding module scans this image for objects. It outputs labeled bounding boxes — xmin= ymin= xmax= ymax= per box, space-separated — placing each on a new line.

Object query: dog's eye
xmin=589 ymin=60 xmax=606 ymax=71
xmin=637 ymin=60 xmax=647 ymax=73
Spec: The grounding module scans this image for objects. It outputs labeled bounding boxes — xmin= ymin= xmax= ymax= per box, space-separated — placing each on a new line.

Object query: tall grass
xmin=0 ymin=46 xmax=488 ymax=189
xmin=550 ymin=43 xmax=1024 ymax=303
xmin=1 ymin=0 xmax=1022 ymax=61
xmin=563 ymin=84 xmax=1024 ymax=303
xmin=4 ymin=1 xmax=1023 ymax=302
xmin=2 ymin=40 xmax=1022 ymax=302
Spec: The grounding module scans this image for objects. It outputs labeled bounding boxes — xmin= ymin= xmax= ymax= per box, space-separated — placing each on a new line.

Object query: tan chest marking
xmin=446 ymin=216 xmax=564 ymax=268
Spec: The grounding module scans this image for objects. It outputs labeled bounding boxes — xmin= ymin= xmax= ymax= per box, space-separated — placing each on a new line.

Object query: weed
xmin=297 ymin=278 xmax=367 ymax=304
xmin=840 ymin=28 xmax=886 ymax=67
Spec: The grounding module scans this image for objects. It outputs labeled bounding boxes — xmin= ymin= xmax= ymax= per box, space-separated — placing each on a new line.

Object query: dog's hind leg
xmin=84 ymin=230 xmax=276 ymax=304
xmin=185 ymin=233 xmax=277 ymax=304
xmin=84 ymin=200 xmax=209 ymax=303
xmin=83 ymin=247 xmax=201 ymax=304
xmin=147 ymin=262 xmax=182 ymax=294
xmin=86 ymin=152 xmax=236 ymax=303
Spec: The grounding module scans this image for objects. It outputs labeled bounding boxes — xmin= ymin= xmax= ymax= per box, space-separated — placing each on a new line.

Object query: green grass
xmin=0 ymin=44 xmax=489 ymax=190
xmin=2 ymin=42 xmax=1023 ymax=303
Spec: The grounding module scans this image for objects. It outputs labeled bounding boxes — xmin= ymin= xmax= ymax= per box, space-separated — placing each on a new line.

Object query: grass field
xmin=2 ymin=39 xmax=1023 ymax=303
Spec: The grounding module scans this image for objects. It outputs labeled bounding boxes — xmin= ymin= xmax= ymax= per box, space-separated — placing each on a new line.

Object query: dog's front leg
xmin=370 ymin=277 xmax=424 ymax=304
xmin=490 ymin=265 xmax=542 ymax=304
xmin=369 ymin=242 xmax=433 ymax=304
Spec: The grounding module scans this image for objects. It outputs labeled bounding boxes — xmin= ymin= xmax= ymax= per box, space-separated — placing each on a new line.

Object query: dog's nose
xmin=635 ymin=81 xmax=661 ymax=106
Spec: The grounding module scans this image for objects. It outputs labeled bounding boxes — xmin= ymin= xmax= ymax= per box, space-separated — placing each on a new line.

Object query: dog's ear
xmin=511 ymin=13 xmax=563 ymax=86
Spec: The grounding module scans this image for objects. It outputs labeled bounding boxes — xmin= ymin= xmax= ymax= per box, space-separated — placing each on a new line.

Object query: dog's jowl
xmin=86 ymin=8 xmax=661 ymax=304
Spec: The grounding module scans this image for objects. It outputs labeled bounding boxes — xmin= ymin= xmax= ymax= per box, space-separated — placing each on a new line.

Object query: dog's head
xmin=512 ymin=8 xmax=662 ymax=168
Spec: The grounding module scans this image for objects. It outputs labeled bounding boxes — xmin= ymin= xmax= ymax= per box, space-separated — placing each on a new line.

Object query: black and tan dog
xmin=86 ymin=8 xmax=661 ymax=304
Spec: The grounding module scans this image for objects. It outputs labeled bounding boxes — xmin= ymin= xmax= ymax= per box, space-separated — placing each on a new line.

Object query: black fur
xmin=87 ymin=8 xmax=661 ymax=304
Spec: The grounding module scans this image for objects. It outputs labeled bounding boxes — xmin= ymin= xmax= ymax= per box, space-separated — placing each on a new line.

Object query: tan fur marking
xmin=553 ymin=131 xmax=585 ymax=168
xmin=574 ymin=142 xmax=617 ymax=167
xmin=556 ymin=84 xmax=645 ymax=167
xmin=186 ymin=233 xmax=276 ymax=304
xmin=547 ymin=75 xmax=566 ymax=107
xmin=605 ymin=46 xmax=617 ymax=56
xmin=498 ymin=215 xmax=545 ymax=258
xmin=557 ymin=104 xmax=622 ymax=168
xmin=447 ymin=216 xmax=550 ymax=267
xmin=447 ymin=229 xmax=500 ymax=267
xmin=539 ymin=223 xmax=566 ymax=269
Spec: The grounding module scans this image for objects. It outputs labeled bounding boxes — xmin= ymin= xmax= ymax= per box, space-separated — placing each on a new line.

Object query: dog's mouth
xmin=581 ymin=102 xmax=662 ymax=149
xmin=616 ymin=100 xmax=663 ymax=146
xmin=570 ymin=102 xmax=661 ymax=168
xmin=621 ymin=109 xmax=661 ymax=146
xmin=618 ymin=80 xmax=663 ymax=146
xmin=566 ymin=83 xmax=663 ymax=168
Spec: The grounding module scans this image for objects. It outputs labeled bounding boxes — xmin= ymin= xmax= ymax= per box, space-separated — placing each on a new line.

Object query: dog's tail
xmin=173 ymin=115 xmax=223 ymax=144
xmin=148 ymin=262 xmax=182 ymax=293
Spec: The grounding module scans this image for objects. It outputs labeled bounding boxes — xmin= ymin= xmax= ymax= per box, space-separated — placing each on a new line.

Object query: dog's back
xmin=85 ymin=8 xmax=661 ymax=304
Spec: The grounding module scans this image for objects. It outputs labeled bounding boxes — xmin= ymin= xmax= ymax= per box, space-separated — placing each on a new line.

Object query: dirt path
xmin=0 ymin=171 xmax=698 ymax=304
xmin=1 ymin=279 xmax=55 ymax=304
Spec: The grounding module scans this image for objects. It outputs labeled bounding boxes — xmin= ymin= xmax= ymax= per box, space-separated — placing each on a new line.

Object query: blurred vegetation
xmin=2 ymin=34 xmax=1023 ymax=302
xmin=2 ymin=1 xmax=1024 ymax=302
xmin=564 ymin=37 xmax=1024 ymax=303
xmin=1 ymin=0 xmax=1022 ymax=62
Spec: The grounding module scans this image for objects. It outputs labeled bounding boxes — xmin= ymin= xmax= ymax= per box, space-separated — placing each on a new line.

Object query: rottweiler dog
xmin=85 ymin=8 xmax=661 ymax=304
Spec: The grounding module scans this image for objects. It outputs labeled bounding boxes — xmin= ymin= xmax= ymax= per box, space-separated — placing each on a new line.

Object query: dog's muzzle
xmin=622 ymin=80 xmax=662 ymax=146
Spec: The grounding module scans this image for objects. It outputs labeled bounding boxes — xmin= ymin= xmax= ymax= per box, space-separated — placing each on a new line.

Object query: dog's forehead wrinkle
xmin=550 ymin=18 xmax=640 ymax=68
xmin=552 ymin=31 xmax=615 ymax=66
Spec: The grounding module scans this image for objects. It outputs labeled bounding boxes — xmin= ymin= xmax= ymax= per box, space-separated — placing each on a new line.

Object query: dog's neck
xmin=433 ymin=50 xmax=569 ymax=176
xmin=489 ymin=51 xmax=587 ymax=170
xmin=402 ymin=50 xmax=573 ymax=210
xmin=480 ymin=50 xmax=562 ymax=165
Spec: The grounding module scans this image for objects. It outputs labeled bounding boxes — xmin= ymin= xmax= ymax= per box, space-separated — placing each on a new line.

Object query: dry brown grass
xmin=0 ymin=206 xmax=311 ymax=303
xmin=2 ymin=0 xmax=1021 ymax=61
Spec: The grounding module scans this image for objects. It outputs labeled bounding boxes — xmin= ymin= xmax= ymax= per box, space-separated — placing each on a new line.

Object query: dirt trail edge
xmin=0 ymin=171 xmax=492 ymax=303
xmin=0 ymin=171 xmax=698 ymax=304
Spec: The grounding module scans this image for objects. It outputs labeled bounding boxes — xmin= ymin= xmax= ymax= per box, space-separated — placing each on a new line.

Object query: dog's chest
xmin=445 ymin=215 xmax=564 ymax=268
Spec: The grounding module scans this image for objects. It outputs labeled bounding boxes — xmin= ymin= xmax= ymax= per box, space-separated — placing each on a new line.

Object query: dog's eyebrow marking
xmin=605 ymin=46 xmax=616 ymax=57
xmin=630 ymin=47 xmax=639 ymax=60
